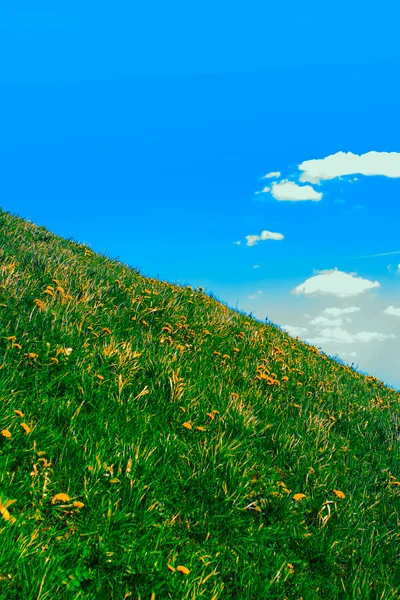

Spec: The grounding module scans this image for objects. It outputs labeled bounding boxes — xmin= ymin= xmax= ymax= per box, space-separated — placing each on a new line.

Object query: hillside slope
xmin=0 ymin=207 xmax=399 ymax=599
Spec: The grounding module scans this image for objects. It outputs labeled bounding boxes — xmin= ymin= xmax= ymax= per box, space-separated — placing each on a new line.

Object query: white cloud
xmin=307 ymin=306 xmax=359 ymax=328
xmin=298 ymin=151 xmax=400 ymax=184
xmin=252 ymin=265 xmax=261 ymax=269
xmin=245 ymin=229 xmax=284 ymax=247
xmin=263 ymin=171 xmax=281 ymax=179
xmin=270 ymin=179 xmax=322 ymax=201
xmin=305 ymin=327 xmax=396 ymax=344
xmin=309 ymin=316 xmax=350 ymax=327
xmin=321 ymin=306 xmax=361 ymax=317
xmin=383 ymin=305 xmax=400 ymax=317
xmin=233 ymin=241 xmax=241 ymax=245
xmin=254 ymin=186 xmax=271 ymax=194
xmin=291 ymin=268 xmax=380 ymax=298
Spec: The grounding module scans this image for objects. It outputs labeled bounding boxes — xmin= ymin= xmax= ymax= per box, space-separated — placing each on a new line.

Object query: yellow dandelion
xmin=167 ymin=564 xmax=176 ymax=573
xmin=51 ymin=493 xmax=70 ymax=504
xmin=1 ymin=429 xmax=11 ymax=438
xmin=293 ymin=493 xmax=306 ymax=501
xmin=73 ymin=501 xmax=85 ymax=509
xmin=332 ymin=489 xmax=345 ymax=499
xmin=182 ymin=422 xmax=192 ymax=430
xmin=14 ymin=409 xmax=24 ymax=417
xmin=0 ymin=498 xmax=17 ymax=524
xmin=96 ymin=374 xmax=104 ymax=380
xmin=176 ymin=565 xmax=190 ymax=574
xmin=34 ymin=299 xmax=46 ymax=310
xmin=20 ymin=423 xmax=31 ymax=434
xmin=103 ymin=328 xmax=112 ymax=334
xmin=195 ymin=426 xmax=206 ymax=432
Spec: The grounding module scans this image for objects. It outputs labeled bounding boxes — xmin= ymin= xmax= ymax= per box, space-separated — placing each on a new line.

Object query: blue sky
xmin=1 ymin=1 xmax=400 ymax=391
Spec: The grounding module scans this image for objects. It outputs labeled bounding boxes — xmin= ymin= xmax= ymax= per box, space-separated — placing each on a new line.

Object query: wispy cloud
xmin=353 ymin=250 xmax=400 ymax=259
xmin=248 ymin=290 xmax=263 ymax=300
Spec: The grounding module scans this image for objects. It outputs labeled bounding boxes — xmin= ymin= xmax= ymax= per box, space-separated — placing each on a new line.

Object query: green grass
xmin=0 ymin=206 xmax=399 ymax=600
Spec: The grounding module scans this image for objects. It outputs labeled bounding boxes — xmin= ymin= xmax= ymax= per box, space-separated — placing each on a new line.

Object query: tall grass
xmin=0 ymin=207 xmax=399 ymax=599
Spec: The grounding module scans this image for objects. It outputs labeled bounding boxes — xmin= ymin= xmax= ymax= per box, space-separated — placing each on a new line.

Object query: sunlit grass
xmin=0 ymin=207 xmax=399 ymax=599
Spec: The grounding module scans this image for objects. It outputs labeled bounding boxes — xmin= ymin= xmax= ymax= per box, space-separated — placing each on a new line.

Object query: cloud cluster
xmin=255 ymin=150 xmax=400 ymax=201
xmin=237 ymin=150 xmax=400 ymax=377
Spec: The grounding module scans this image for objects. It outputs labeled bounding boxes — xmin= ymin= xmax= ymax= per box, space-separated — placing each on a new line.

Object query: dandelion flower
xmin=51 ymin=493 xmax=70 ymax=504
xmin=176 ymin=565 xmax=190 ymax=574
xmin=293 ymin=493 xmax=306 ymax=501
xmin=332 ymin=489 xmax=345 ymax=498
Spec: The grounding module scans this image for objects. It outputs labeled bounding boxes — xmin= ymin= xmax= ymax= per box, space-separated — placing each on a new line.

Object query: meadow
xmin=0 ymin=207 xmax=399 ymax=599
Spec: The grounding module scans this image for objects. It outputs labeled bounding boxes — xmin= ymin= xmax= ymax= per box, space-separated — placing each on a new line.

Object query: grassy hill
xmin=0 ymin=206 xmax=399 ymax=599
